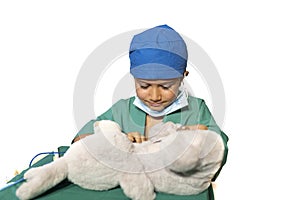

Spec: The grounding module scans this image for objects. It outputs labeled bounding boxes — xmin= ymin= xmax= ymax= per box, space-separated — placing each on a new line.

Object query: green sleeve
xmin=199 ymin=100 xmax=229 ymax=181
xmin=72 ymin=97 xmax=142 ymax=143
xmin=72 ymin=106 xmax=114 ymax=142
xmin=199 ymin=100 xmax=229 ymax=140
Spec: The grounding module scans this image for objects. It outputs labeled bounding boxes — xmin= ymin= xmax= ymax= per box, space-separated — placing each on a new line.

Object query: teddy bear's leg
xmin=153 ymin=130 xmax=225 ymax=195
xmin=167 ymin=145 xmax=200 ymax=173
xmin=16 ymin=158 xmax=68 ymax=200
xmin=149 ymin=170 xmax=205 ymax=195
xmin=119 ymin=172 xmax=156 ymax=200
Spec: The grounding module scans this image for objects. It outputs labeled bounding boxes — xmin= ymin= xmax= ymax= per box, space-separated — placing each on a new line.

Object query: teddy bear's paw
xmin=120 ymin=173 xmax=156 ymax=200
xmin=23 ymin=166 xmax=47 ymax=180
xmin=16 ymin=167 xmax=54 ymax=200
xmin=16 ymin=159 xmax=68 ymax=200
xmin=16 ymin=183 xmax=34 ymax=200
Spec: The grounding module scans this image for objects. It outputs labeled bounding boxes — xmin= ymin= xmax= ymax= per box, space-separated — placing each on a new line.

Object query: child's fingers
xmin=197 ymin=124 xmax=208 ymax=130
xmin=135 ymin=137 xmax=142 ymax=143
xmin=141 ymin=136 xmax=147 ymax=142
xmin=127 ymin=132 xmax=146 ymax=143
xmin=127 ymin=134 xmax=135 ymax=142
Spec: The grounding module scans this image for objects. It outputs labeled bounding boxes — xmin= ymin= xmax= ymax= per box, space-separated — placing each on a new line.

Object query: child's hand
xmin=127 ymin=132 xmax=147 ymax=143
xmin=73 ymin=133 xmax=93 ymax=143
xmin=177 ymin=124 xmax=208 ymax=131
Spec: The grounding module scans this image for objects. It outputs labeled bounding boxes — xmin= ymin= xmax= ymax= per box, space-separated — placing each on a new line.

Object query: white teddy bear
xmin=16 ymin=120 xmax=224 ymax=200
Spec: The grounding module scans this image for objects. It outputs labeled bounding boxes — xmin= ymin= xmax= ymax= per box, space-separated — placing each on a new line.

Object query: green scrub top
xmin=77 ymin=96 xmax=227 ymax=139
xmin=73 ymin=96 xmax=229 ymax=199
xmin=1 ymin=96 xmax=228 ymax=200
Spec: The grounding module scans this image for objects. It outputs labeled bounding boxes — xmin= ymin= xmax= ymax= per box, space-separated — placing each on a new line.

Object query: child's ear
xmin=183 ymin=71 xmax=189 ymax=77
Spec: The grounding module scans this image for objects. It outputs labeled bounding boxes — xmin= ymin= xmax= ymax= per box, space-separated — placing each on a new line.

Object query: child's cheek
xmin=136 ymin=89 xmax=148 ymax=99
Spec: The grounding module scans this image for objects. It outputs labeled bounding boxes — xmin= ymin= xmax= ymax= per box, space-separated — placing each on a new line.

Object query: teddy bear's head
xmin=93 ymin=120 xmax=133 ymax=154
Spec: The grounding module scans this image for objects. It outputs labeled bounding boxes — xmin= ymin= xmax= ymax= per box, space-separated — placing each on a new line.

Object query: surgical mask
xmin=133 ymin=89 xmax=188 ymax=117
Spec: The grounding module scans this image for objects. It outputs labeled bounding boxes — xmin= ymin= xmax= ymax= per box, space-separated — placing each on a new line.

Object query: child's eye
xmin=161 ymin=85 xmax=171 ymax=90
xmin=140 ymin=85 xmax=149 ymax=89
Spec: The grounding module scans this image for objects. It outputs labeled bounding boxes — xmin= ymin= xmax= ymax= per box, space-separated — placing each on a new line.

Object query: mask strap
xmin=179 ymin=80 xmax=189 ymax=98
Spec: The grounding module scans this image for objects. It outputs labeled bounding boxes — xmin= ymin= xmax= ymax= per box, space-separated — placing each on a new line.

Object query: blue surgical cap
xmin=129 ymin=24 xmax=188 ymax=79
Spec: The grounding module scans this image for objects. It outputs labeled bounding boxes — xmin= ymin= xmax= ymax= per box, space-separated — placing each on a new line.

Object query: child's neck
xmin=145 ymin=115 xmax=164 ymax=138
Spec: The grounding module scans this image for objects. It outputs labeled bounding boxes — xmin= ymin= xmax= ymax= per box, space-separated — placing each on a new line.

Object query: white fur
xmin=16 ymin=120 xmax=224 ymax=200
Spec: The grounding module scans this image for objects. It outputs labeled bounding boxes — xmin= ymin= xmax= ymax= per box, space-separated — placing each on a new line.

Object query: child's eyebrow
xmin=137 ymin=80 xmax=178 ymax=85
xmin=137 ymin=81 xmax=150 ymax=84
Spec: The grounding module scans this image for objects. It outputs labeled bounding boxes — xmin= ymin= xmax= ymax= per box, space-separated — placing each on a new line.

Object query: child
xmin=72 ymin=24 xmax=229 ymax=200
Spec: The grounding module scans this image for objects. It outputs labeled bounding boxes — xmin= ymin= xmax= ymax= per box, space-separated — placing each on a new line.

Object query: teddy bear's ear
xmin=148 ymin=122 xmax=177 ymax=142
xmin=94 ymin=120 xmax=121 ymax=132
xmin=113 ymin=132 xmax=134 ymax=153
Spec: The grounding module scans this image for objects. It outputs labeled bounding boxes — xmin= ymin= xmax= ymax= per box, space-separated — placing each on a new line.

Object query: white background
xmin=1 ymin=0 xmax=300 ymax=199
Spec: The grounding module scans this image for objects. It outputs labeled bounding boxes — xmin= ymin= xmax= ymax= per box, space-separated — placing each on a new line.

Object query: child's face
xmin=135 ymin=78 xmax=182 ymax=111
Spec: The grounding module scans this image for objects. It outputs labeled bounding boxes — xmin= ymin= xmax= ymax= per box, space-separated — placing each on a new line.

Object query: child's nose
xmin=149 ymin=87 xmax=162 ymax=101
